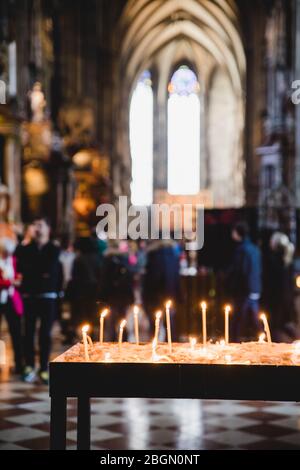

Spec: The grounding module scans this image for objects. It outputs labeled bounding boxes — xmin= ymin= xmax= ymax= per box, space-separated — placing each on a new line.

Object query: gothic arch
xmin=115 ymin=0 xmax=246 ymax=207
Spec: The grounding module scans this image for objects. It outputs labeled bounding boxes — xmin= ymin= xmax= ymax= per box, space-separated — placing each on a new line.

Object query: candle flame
xmin=260 ymin=312 xmax=267 ymax=321
xmin=82 ymin=324 xmax=89 ymax=333
xmin=120 ymin=319 xmax=127 ymax=329
xmin=224 ymin=305 xmax=231 ymax=314
xmin=259 ymin=333 xmax=266 ymax=343
xmin=165 ymin=300 xmax=172 ymax=309
xmin=133 ymin=305 xmax=139 ymax=316
xmin=100 ymin=308 xmax=109 ymax=319
xmin=155 ymin=310 xmax=162 ymax=320
xmin=200 ymin=301 xmax=207 ymax=310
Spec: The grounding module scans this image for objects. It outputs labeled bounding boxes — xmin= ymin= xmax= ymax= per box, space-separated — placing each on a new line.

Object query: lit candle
xmin=190 ymin=337 xmax=197 ymax=352
xmin=154 ymin=310 xmax=162 ymax=342
xmin=133 ymin=305 xmax=140 ymax=345
xmin=200 ymin=301 xmax=207 ymax=346
xmin=165 ymin=300 xmax=172 ymax=354
xmin=99 ymin=308 xmax=109 ymax=344
xmin=260 ymin=313 xmax=272 ymax=344
xmin=118 ymin=319 xmax=127 ymax=351
xmin=81 ymin=325 xmax=90 ymax=361
xmin=224 ymin=305 xmax=231 ymax=345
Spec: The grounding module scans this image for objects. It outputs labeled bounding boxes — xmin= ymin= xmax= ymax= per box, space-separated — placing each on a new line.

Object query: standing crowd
xmin=0 ymin=219 xmax=298 ymax=384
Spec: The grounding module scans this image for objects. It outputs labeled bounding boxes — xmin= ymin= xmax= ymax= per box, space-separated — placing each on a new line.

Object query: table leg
xmin=77 ymin=396 xmax=91 ymax=450
xmin=50 ymin=396 xmax=67 ymax=450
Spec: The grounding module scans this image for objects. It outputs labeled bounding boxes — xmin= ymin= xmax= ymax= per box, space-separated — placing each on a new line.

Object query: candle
xmin=133 ymin=305 xmax=140 ymax=345
xmin=260 ymin=313 xmax=272 ymax=344
xmin=189 ymin=337 xmax=197 ymax=352
xmin=165 ymin=300 xmax=172 ymax=354
xmin=224 ymin=305 xmax=231 ymax=345
xmin=154 ymin=310 xmax=162 ymax=342
xmin=99 ymin=308 xmax=109 ymax=344
xmin=118 ymin=319 xmax=127 ymax=350
xmin=87 ymin=335 xmax=93 ymax=348
xmin=200 ymin=301 xmax=207 ymax=346
xmin=81 ymin=325 xmax=90 ymax=361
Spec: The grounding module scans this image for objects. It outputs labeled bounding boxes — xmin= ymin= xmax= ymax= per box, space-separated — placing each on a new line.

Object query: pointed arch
xmin=116 ymin=0 xmax=246 ymax=208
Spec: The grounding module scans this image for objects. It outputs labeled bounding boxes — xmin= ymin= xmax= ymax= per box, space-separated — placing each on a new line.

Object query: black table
xmin=49 ymin=358 xmax=300 ymax=450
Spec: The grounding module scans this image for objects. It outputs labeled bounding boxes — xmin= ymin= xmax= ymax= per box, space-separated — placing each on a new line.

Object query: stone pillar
xmin=4 ymin=134 xmax=21 ymax=222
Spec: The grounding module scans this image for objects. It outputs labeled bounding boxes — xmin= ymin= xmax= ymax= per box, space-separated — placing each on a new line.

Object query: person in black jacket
xmin=17 ymin=218 xmax=62 ymax=384
xmin=68 ymin=237 xmax=102 ymax=331
xmin=100 ymin=241 xmax=135 ymax=340
xmin=142 ymin=239 xmax=181 ymax=338
xmin=265 ymin=232 xmax=295 ymax=341
xmin=228 ymin=222 xmax=262 ymax=341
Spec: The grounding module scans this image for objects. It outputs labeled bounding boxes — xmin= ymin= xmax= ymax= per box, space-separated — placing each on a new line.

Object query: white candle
xmin=200 ymin=301 xmax=207 ymax=346
xmin=100 ymin=308 xmax=109 ymax=344
xmin=260 ymin=313 xmax=272 ymax=344
xmin=165 ymin=300 xmax=172 ymax=354
xmin=82 ymin=325 xmax=90 ymax=361
xmin=118 ymin=319 xmax=127 ymax=351
xmin=154 ymin=310 xmax=162 ymax=342
xmin=133 ymin=305 xmax=140 ymax=345
xmin=224 ymin=305 xmax=231 ymax=345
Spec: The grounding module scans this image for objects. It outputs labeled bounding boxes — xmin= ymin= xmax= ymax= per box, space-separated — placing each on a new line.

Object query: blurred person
xmin=68 ymin=237 xmax=102 ymax=331
xmin=0 ymin=238 xmax=23 ymax=374
xmin=21 ymin=224 xmax=36 ymax=246
xmin=100 ymin=240 xmax=135 ymax=340
xmin=228 ymin=221 xmax=262 ymax=341
xmin=58 ymin=235 xmax=76 ymax=344
xmin=92 ymin=227 xmax=108 ymax=262
xmin=17 ymin=218 xmax=62 ymax=384
xmin=142 ymin=239 xmax=181 ymax=339
xmin=59 ymin=235 xmax=76 ymax=290
xmin=266 ymin=232 xmax=296 ymax=341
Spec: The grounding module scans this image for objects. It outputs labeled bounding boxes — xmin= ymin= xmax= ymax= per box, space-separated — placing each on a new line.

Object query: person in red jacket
xmin=0 ymin=237 xmax=23 ymax=374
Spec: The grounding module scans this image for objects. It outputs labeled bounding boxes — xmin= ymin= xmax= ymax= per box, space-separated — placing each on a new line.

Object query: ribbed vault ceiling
xmin=120 ymin=0 xmax=245 ymax=93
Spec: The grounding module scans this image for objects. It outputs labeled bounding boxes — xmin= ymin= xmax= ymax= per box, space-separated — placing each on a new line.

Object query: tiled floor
xmin=1 ymin=381 xmax=300 ymax=450
xmin=1 ymin=326 xmax=300 ymax=450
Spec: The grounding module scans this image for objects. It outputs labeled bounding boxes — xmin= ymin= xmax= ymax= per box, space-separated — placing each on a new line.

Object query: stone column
xmin=4 ymin=133 xmax=21 ymax=222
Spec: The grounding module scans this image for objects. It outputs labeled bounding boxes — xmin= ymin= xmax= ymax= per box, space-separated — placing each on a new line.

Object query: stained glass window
xmin=168 ymin=66 xmax=201 ymax=195
xmin=130 ymin=70 xmax=153 ymax=206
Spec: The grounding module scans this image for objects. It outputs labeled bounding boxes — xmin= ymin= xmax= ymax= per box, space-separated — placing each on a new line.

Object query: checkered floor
xmin=1 ymin=326 xmax=300 ymax=450
xmin=1 ymin=381 xmax=300 ymax=449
